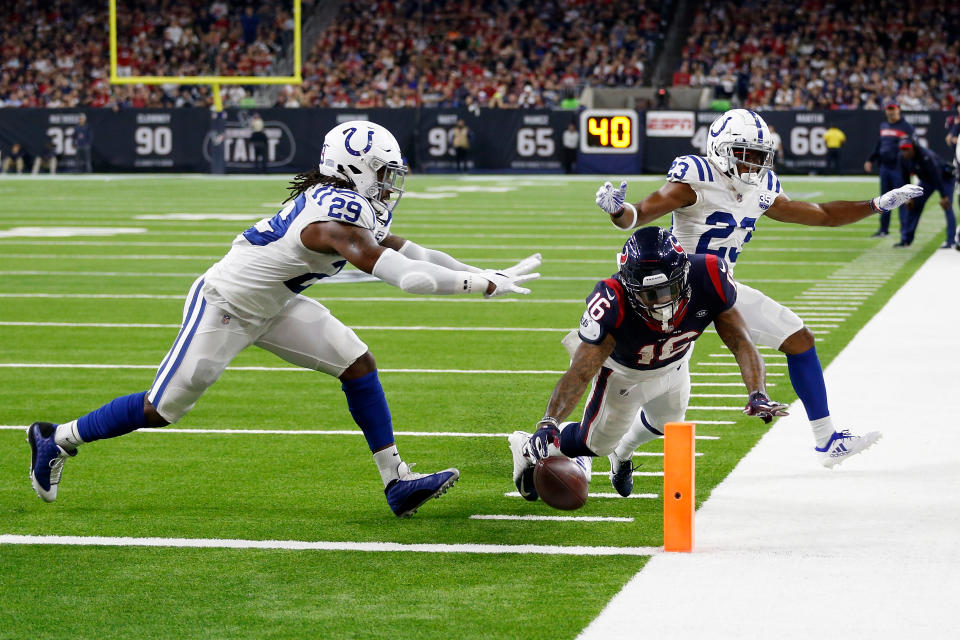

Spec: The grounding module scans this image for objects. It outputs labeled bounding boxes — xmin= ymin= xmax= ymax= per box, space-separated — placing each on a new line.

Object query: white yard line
xmin=579 ymin=248 xmax=960 ymax=639
xmin=0 ymin=534 xmax=658 ymax=557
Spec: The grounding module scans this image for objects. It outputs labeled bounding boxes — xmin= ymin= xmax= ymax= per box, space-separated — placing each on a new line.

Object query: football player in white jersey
xmin=595 ymin=108 xmax=923 ymax=470
xmin=27 ymin=121 xmax=541 ymax=517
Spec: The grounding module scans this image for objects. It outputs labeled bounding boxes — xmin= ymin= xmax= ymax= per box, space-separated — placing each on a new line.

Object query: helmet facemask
xmin=724 ymin=143 xmax=774 ymax=186
xmin=618 ymin=254 xmax=691 ymax=332
xmin=367 ymin=158 xmax=407 ymax=222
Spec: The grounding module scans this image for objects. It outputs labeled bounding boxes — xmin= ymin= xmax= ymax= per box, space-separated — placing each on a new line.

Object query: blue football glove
xmin=595 ymin=180 xmax=628 ymax=215
xmin=528 ymin=423 xmax=561 ymax=461
xmin=743 ymin=391 xmax=789 ymax=424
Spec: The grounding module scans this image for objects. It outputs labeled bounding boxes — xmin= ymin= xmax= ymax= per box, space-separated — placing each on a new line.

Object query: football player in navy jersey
xmin=595 ymin=109 xmax=922 ymax=468
xmin=509 ymin=227 xmax=788 ymax=500
xmin=26 ymin=121 xmax=541 ymax=518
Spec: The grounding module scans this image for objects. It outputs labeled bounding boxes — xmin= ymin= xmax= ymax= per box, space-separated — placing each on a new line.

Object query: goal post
xmin=108 ymin=0 xmax=303 ymax=111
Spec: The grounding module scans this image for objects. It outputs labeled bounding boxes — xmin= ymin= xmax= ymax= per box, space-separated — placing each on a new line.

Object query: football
xmin=533 ymin=456 xmax=588 ymax=511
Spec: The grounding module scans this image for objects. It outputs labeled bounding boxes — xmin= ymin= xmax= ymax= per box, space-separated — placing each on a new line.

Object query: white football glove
xmin=872 ymin=184 xmax=924 ymax=213
xmin=498 ymin=253 xmax=542 ymax=278
xmin=482 ymin=269 xmax=539 ymax=298
xmin=595 ymin=180 xmax=628 ymax=215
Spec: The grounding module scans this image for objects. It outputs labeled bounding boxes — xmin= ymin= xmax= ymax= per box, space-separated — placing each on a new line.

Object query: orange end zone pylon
xmin=663 ymin=422 xmax=695 ymax=552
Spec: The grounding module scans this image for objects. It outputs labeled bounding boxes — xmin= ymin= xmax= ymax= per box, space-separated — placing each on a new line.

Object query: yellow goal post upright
xmin=108 ymin=0 xmax=302 ymax=111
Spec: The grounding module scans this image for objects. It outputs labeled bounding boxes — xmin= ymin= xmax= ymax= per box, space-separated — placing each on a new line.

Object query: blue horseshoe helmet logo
xmin=709 ymin=116 xmax=732 ymax=137
xmin=343 ymin=127 xmax=374 ymax=156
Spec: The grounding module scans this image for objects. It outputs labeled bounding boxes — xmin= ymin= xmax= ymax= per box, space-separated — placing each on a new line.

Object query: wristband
xmin=869 ymin=197 xmax=884 ymax=214
xmin=623 ymin=202 xmax=638 ymax=228
xmin=537 ymin=416 xmax=559 ymax=430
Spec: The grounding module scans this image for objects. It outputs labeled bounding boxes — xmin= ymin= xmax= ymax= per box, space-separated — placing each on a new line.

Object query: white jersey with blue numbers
xmin=202 ymin=183 xmax=391 ymax=319
xmin=665 ymin=154 xmax=783 ymax=270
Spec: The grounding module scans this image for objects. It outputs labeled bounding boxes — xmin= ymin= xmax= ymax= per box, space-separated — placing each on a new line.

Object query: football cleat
xmin=816 ymin=430 xmax=882 ymax=468
xmin=608 ymin=452 xmax=635 ymax=497
xmin=385 ymin=462 xmax=458 ymax=518
xmin=27 ymin=422 xmax=76 ymax=502
xmin=508 ymin=431 xmax=538 ymax=501
xmin=573 ymin=455 xmax=593 ymax=484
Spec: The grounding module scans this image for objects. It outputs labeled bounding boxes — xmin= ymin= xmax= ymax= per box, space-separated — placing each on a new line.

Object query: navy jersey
xmin=902 ymin=146 xmax=953 ymax=193
xmin=869 ymin=119 xmax=916 ymax=168
xmin=578 ymin=254 xmax=737 ymax=371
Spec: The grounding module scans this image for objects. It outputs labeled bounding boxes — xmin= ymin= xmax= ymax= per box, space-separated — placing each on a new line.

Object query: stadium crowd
xmin=286 ymin=0 xmax=665 ymax=109
xmin=0 ymin=0 xmax=293 ymax=108
xmin=673 ymin=0 xmax=960 ymax=111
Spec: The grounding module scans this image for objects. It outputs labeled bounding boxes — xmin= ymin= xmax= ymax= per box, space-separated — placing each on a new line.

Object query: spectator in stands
xmin=824 ymin=126 xmax=847 ymax=174
xmin=32 ymin=138 xmax=57 ymax=175
xmin=1 ymin=142 xmax=26 ymax=174
xmin=75 ymin=114 xmax=93 ymax=173
xmin=865 ymin=103 xmax=916 ymax=239
xmin=897 ymin=140 xmax=956 ymax=249
xmin=452 ymin=119 xmax=472 ymax=173
xmin=562 ymin=121 xmax=578 ymax=174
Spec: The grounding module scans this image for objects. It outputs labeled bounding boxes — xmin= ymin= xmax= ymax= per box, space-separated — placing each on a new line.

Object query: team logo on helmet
xmin=343 ymin=127 xmax=375 ymax=157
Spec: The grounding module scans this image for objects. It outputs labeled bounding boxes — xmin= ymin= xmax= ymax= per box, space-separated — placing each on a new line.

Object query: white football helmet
xmin=706 ymin=109 xmax=776 ymax=186
xmin=318 ymin=120 xmax=407 ymax=220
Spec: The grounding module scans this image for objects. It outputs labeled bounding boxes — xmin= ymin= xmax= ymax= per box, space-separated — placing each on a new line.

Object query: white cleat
xmin=508 ymin=431 xmax=538 ymax=501
xmin=816 ymin=430 xmax=882 ymax=468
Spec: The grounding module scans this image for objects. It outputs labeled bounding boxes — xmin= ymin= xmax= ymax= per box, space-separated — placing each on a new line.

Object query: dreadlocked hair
xmin=283 ymin=169 xmax=354 ymax=203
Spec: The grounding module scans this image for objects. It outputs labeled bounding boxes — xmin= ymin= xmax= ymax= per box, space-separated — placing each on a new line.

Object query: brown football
xmin=533 ymin=456 xmax=588 ymax=511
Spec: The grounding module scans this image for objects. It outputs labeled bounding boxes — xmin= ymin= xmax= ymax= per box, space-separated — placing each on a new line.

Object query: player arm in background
xmin=765 ymin=183 xmax=923 ymax=228
xmin=381 ymin=233 xmax=542 ymax=278
xmin=714 ymin=306 xmax=788 ymax=422
xmin=606 ymin=181 xmax=698 ymax=230
xmin=300 ymin=221 xmax=535 ymax=297
xmin=539 ymin=335 xmax=616 ymax=425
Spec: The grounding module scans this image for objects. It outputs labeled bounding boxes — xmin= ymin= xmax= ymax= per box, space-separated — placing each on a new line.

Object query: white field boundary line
xmin=0 ymin=534 xmax=659 ymax=557
xmin=470 ymin=515 xmax=635 ymax=523
xmin=0 ymin=425 xmax=721 ymax=440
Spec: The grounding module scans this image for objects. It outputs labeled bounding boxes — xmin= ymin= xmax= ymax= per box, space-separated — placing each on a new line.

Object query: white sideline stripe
xmin=0 ymin=534 xmax=658 ymax=557
xmin=469 ymin=515 xmax=635 ymax=523
xmin=691 ymin=371 xmax=784 ymax=377
xmin=505 ymin=492 xmax=659 ymax=500
xmin=708 ymin=353 xmax=785 ymax=359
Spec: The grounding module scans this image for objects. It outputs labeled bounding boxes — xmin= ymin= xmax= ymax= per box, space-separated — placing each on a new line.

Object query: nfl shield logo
xmin=736 ymin=193 xmax=743 ymax=202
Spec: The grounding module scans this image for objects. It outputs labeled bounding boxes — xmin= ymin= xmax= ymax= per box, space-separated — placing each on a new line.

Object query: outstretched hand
xmin=873 ymin=185 xmax=924 ymax=213
xmin=596 ymin=180 xmax=628 ymax=215
xmin=743 ymin=391 xmax=789 ymax=424
xmin=482 ymin=253 xmax=541 ymax=298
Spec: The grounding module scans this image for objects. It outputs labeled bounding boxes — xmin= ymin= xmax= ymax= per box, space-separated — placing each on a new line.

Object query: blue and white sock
xmin=342 ymin=371 xmax=400 ymax=486
xmin=786 ymin=347 xmax=835 ymax=446
xmin=55 ymin=391 xmax=150 ymax=447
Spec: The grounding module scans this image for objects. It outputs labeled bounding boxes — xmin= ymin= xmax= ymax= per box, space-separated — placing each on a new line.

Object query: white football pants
xmin=147 ymin=277 xmax=367 ymax=423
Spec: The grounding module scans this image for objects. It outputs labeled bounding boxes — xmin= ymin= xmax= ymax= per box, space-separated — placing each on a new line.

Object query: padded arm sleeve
xmin=372 ymin=248 xmax=487 ymax=295
xmin=397 ymin=240 xmax=483 ymax=273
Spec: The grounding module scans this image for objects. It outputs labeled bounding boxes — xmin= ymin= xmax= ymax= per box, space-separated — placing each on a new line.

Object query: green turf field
xmin=0 ymin=174 xmax=944 ymax=639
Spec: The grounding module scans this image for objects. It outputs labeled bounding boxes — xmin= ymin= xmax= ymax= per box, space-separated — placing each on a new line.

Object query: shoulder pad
xmin=763 ymin=170 xmax=782 ymax=194
xmin=667 ymin=155 xmax=716 ymax=184
xmin=309 ymin=185 xmax=376 ymax=230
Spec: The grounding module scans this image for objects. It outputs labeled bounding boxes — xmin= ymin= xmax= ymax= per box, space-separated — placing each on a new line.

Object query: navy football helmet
xmin=617 ymin=227 xmax=691 ymax=332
